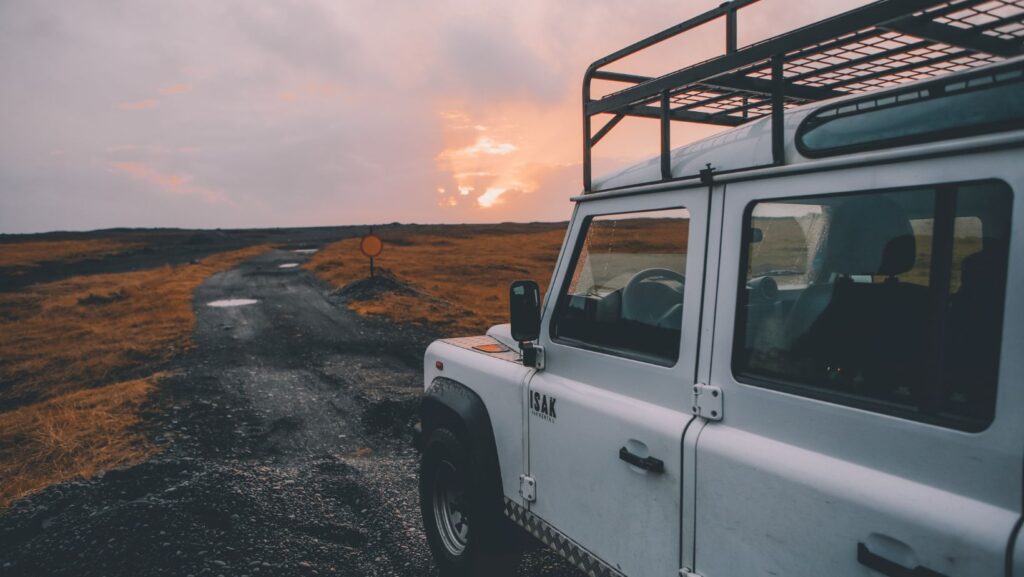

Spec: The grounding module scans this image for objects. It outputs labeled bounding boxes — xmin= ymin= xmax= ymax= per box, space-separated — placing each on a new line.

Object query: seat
xmin=945 ymin=242 xmax=1009 ymax=420
xmin=785 ymin=196 xmax=929 ymax=394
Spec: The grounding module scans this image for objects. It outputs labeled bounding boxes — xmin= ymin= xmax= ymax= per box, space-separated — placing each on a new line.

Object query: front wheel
xmin=419 ymin=427 xmax=518 ymax=576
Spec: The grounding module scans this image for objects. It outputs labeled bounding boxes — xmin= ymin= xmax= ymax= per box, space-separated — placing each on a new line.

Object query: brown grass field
xmin=0 ymin=238 xmax=142 ymax=270
xmin=0 ymin=244 xmax=268 ymax=508
xmin=0 ymin=375 xmax=164 ymax=509
xmin=307 ymin=224 xmax=567 ymax=335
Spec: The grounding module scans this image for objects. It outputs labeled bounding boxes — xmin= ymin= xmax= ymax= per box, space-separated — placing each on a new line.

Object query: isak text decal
xmin=530 ymin=391 xmax=557 ymax=422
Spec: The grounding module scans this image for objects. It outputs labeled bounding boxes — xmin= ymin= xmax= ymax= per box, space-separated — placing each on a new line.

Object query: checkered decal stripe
xmin=503 ymin=498 xmax=626 ymax=577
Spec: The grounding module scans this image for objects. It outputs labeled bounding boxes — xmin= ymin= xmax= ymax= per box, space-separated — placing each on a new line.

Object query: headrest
xmin=821 ymin=196 xmax=916 ymax=277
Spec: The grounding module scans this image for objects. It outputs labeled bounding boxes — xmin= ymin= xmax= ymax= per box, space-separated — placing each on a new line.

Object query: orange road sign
xmin=360 ymin=234 xmax=383 ymax=258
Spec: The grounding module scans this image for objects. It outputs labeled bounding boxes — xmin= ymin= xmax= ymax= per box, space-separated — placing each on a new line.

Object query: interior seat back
xmin=786 ymin=196 xmax=929 ymax=392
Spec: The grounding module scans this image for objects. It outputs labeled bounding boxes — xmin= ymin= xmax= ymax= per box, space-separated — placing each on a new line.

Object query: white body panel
xmin=526 ymin=187 xmax=709 ymax=577
xmin=692 ymin=148 xmax=1024 ymax=577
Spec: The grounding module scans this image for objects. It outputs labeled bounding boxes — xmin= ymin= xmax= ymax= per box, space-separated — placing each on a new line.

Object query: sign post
xmin=359 ymin=229 xmax=384 ymax=278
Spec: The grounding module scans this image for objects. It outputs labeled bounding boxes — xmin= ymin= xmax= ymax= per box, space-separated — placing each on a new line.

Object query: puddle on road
xmin=278 ymin=263 xmax=300 ymax=269
xmin=292 ymin=249 xmax=318 ymax=254
xmin=207 ymin=299 xmax=259 ymax=308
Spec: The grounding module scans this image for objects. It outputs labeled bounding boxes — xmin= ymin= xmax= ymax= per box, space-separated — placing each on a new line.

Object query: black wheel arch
xmin=420 ymin=377 xmax=505 ymax=513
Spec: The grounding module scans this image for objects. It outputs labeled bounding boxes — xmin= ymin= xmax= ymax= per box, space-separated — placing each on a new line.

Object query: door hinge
xmin=691 ymin=383 xmax=722 ymax=421
xmin=521 ymin=342 xmax=545 ymax=370
xmin=519 ymin=475 xmax=536 ymax=502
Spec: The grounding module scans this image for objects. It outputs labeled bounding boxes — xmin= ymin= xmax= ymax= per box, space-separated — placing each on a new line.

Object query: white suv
xmin=415 ymin=1 xmax=1024 ymax=576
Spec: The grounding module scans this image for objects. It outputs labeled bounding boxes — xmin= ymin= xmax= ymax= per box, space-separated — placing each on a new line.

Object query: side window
xmin=553 ymin=208 xmax=689 ymax=365
xmin=735 ymin=181 xmax=1012 ymax=431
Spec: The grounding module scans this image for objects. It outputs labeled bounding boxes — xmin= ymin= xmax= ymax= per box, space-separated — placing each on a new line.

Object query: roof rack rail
xmin=582 ymin=0 xmax=1024 ymax=191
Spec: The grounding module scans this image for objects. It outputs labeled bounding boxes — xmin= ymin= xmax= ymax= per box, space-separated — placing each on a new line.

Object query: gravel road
xmin=0 ymin=247 xmax=579 ymax=577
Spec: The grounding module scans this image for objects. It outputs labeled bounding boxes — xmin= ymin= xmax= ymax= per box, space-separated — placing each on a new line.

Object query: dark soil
xmin=0 ymin=239 xmax=580 ymax=577
xmin=332 ymin=275 xmax=419 ymax=301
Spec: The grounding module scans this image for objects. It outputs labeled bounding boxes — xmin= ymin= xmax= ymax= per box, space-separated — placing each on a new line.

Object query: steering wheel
xmin=620 ymin=268 xmax=685 ymax=327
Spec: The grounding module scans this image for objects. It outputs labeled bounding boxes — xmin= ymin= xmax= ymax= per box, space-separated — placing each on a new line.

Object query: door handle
xmin=857 ymin=543 xmax=948 ymax=577
xmin=618 ymin=446 xmax=664 ymax=473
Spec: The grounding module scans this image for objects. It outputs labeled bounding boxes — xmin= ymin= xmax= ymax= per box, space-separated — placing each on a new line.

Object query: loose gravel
xmin=0 ymin=248 xmax=579 ymax=577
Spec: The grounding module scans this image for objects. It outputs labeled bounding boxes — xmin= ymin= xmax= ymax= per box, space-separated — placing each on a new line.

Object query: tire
xmin=419 ymin=427 xmax=519 ymax=577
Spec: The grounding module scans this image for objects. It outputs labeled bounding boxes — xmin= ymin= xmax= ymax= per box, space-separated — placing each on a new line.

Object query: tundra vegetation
xmin=307 ymin=223 xmax=567 ymax=334
xmin=0 ymin=245 xmax=268 ymax=508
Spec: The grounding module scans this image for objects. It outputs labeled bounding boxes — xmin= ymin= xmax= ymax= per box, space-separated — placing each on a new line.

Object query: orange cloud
xmin=476 ymin=187 xmax=507 ymax=208
xmin=438 ymin=110 xmax=472 ymax=124
xmin=118 ymin=99 xmax=159 ymax=111
xmin=438 ymin=136 xmax=519 ymax=162
xmin=159 ymin=83 xmax=192 ymax=95
xmin=464 ymin=137 xmax=517 ymax=156
xmin=434 ymin=103 xmax=574 ymax=211
xmin=108 ymin=161 xmax=229 ymax=205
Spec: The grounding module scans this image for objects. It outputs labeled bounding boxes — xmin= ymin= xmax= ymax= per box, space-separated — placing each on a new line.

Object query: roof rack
xmin=582 ymin=0 xmax=1024 ymax=191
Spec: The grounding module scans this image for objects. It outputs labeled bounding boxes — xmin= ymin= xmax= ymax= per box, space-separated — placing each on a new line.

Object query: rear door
xmin=693 ymin=150 xmax=1024 ymax=577
xmin=525 ymin=185 xmax=709 ymax=577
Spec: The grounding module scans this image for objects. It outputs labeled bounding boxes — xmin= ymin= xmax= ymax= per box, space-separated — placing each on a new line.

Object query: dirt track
xmin=0 ymin=245 xmax=579 ymax=576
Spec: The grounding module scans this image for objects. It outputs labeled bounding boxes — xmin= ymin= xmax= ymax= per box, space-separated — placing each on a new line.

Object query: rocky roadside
xmin=0 ymin=248 xmax=578 ymax=577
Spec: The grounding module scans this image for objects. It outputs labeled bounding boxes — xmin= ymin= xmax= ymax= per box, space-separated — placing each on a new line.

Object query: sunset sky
xmin=0 ymin=0 xmax=864 ymax=233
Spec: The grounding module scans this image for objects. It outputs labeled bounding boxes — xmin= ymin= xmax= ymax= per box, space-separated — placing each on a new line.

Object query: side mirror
xmin=509 ymin=280 xmax=541 ymax=343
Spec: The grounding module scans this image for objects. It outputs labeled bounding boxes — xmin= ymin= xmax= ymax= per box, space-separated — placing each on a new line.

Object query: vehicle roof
xmin=591 ymin=55 xmax=1024 ymax=193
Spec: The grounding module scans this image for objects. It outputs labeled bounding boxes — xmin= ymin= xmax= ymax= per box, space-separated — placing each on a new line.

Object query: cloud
xmin=117 ymin=84 xmax=188 ymax=113
xmin=117 ymin=99 xmax=159 ymax=110
xmin=438 ymin=20 xmax=563 ymax=103
xmin=440 ymin=136 xmax=518 ymax=160
xmin=275 ymin=81 xmax=349 ymax=104
xmin=476 ymin=187 xmax=506 ymax=208
xmin=108 ymin=161 xmax=229 ymax=205
xmin=0 ymin=0 xmax=870 ymax=233
xmin=159 ymin=83 xmax=192 ymax=95
xmin=465 ymin=137 xmax=517 ymax=156
xmin=432 ymin=103 xmax=579 ymax=216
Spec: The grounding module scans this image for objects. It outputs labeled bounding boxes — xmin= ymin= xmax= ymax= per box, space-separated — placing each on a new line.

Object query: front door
xmin=693 ymin=152 xmax=1024 ymax=577
xmin=526 ymin=186 xmax=710 ymax=577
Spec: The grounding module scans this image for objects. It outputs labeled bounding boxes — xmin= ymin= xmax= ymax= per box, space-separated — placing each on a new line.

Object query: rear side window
xmin=553 ymin=209 xmax=689 ymax=365
xmin=735 ymin=181 xmax=1012 ymax=431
